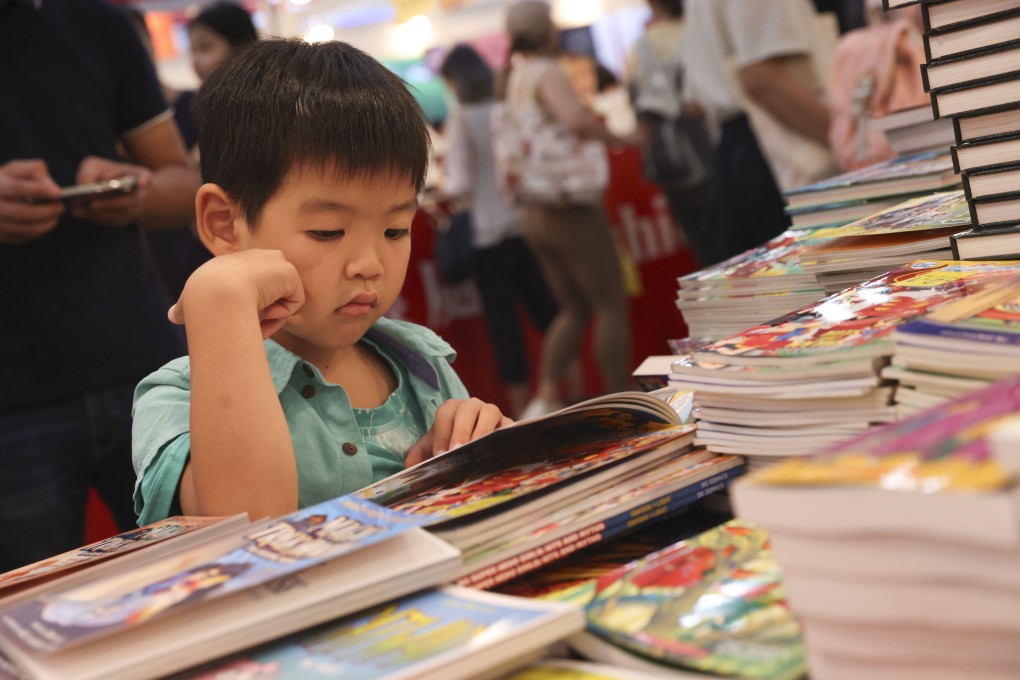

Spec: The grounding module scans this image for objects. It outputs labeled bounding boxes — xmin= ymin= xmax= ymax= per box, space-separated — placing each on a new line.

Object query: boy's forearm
xmin=185 ymin=287 xmax=298 ymax=519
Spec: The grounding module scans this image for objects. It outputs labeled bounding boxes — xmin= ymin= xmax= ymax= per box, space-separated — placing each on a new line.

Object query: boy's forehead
xmin=284 ymin=160 xmax=418 ymax=195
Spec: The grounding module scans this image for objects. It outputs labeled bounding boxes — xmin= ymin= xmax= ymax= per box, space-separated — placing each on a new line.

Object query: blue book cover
xmin=182 ymin=587 xmax=576 ymax=680
xmin=0 ymin=497 xmax=429 ymax=654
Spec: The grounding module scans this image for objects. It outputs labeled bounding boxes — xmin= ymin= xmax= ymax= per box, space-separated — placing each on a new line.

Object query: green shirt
xmin=131 ymin=317 xmax=468 ymax=526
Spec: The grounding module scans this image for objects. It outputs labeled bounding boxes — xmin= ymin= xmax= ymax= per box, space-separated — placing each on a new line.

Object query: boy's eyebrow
xmin=299 ymin=198 xmax=420 ymax=215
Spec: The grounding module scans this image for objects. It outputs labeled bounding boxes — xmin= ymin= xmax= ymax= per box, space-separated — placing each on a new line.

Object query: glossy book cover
xmin=809 ymin=191 xmax=970 ymax=239
xmin=753 ymin=376 xmax=1020 ymax=492
xmin=900 ymin=274 xmax=1020 ymax=344
xmin=183 ymin=587 xmax=569 ymax=680
xmin=785 ymin=150 xmax=954 ymax=197
xmin=678 ymin=231 xmax=830 ymax=285
xmin=693 ymin=261 xmax=1020 ymax=364
xmin=0 ymin=497 xmax=428 ymax=654
xmin=0 ymin=516 xmax=229 ymax=594
xmin=357 ymin=411 xmax=694 ymax=525
xmin=584 ymin=521 xmax=805 ymax=680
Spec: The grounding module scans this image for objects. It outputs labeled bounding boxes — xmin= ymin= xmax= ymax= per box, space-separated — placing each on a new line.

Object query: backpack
xmin=828 ymin=18 xmax=930 ymax=171
xmin=631 ymin=34 xmax=712 ymax=191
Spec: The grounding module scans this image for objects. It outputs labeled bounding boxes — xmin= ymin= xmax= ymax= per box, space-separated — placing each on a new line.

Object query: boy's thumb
xmin=167 ymin=302 xmax=184 ymax=325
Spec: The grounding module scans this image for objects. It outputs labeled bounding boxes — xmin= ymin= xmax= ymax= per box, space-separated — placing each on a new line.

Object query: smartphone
xmin=59 ymin=175 xmax=138 ymax=201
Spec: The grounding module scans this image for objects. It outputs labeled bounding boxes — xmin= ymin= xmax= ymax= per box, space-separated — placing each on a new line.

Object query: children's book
xmin=733 ymin=376 xmax=1020 ymax=549
xmin=806 ymin=190 xmax=970 ymax=240
xmin=676 ymin=231 xmax=828 ymax=290
xmin=895 ymin=273 xmax=1020 ymax=348
xmin=0 ymin=515 xmax=247 ymax=600
xmin=691 ymin=260 xmax=1020 ymax=368
xmin=494 ymin=506 xmax=732 ymax=607
xmin=355 ymin=389 xmax=698 ymax=547
xmin=458 ymin=455 xmax=744 ymax=590
xmin=177 ymin=586 xmax=583 ymax=680
xmin=783 ymin=151 xmax=959 ymax=208
xmin=0 ymin=498 xmax=460 ymax=680
xmin=579 ymin=520 xmax=805 ymax=680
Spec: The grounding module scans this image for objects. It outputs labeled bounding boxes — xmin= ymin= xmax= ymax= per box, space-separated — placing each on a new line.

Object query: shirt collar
xmin=264 ymin=325 xmax=441 ymax=395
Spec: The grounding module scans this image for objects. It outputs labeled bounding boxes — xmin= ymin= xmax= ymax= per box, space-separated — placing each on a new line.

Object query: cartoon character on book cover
xmin=584 ymin=521 xmax=805 ymax=680
xmin=700 ymin=261 xmax=1020 ymax=360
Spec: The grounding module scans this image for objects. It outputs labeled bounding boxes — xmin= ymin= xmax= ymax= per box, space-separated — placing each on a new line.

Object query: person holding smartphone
xmin=0 ymin=0 xmax=201 ymax=570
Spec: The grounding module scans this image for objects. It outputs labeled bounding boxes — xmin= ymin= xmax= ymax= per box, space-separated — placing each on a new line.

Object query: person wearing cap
xmin=499 ymin=0 xmax=634 ymax=420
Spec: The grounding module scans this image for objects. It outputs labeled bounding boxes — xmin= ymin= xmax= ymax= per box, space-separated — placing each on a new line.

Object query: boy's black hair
xmin=439 ymin=44 xmax=495 ymax=105
xmin=191 ymin=39 xmax=431 ymax=229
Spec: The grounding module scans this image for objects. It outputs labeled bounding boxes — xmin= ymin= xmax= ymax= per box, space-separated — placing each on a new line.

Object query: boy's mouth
xmin=335 ymin=292 xmax=378 ymax=317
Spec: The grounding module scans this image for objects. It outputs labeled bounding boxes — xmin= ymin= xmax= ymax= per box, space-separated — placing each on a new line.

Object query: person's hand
xmin=169 ymin=249 xmax=305 ymax=339
xmin=70 ymin=156 xmax=152 ymax=228
xmin=405 ymin=398 xmax=513 ymax=467
xmin=0 ymin=159 xmax=64 ymax=244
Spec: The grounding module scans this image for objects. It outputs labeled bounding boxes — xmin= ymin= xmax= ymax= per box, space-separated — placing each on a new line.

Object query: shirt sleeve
xmin=104 ymin=6 xmax=171 ymax=137
xmin=443 ymin=110 xmax=474 ymax=199
xmin=132 ymin=363 xmax=193 ymax=524
xmin=724 ymin=0 xmax=817 ymax=69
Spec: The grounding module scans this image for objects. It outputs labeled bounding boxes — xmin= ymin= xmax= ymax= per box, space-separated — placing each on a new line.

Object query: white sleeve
xmin=442 ymin=110 xmax=473 ymax=199
xmin=724 ymin=0 xmax=817 ymax=68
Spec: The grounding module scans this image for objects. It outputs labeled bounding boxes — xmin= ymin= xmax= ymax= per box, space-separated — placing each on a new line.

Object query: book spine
xmin=921 ymin=63 xmax=932 ymax=93
xmin=961 ymin=171 xmax=974 ymax=201
xmin=968 ymin=193 xmax=981 ymax=226
xmin=921 ymin=2 xmax=933 ymax=33
xmin=951 ymin=143 xmax=961 ymax=173
xmin=929 ymin=88 xmax=942 ymax=120
xmin=950 ymin=230 xmax=966 ymax=259
xmin=923 ymin=32 xmax=934 ymax=64
xmin=953 ymin=116 xmax=964 ymax=146
xmin=458 ymin=467 xmax=743 ymax=590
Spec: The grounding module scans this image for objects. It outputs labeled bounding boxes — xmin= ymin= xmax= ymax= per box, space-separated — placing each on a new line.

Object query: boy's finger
xmin=469 ymin=403 xmax=506 ymax=442
xmin=447 ymin=398 xmax=485 ymax=450
xmin=405 ymin=431 xmax=434 ymax=467
xmin=429 ymin=400 xmax=460 ymax=455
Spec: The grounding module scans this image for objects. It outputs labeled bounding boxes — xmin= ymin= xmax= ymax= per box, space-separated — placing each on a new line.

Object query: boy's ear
xmin=195 ymin=183 xmax=245 ymax=255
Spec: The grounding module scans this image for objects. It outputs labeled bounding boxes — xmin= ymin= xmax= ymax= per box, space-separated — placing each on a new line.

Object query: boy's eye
xmin=385 ymin=228 xmax=411 ymax=240
xmin=308 ymin=230 xmax=344 ymax=241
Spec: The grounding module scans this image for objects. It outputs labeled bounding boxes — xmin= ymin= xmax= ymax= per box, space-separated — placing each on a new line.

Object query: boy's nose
xmin=344 ymin=244 xmax=384 ymax=279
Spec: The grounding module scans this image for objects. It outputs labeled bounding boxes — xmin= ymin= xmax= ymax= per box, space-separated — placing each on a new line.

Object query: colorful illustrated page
xmin=809 ymin=191 xmax=969 ymax=239
xmin=679 ymin=231 xmax=830 ymax=284
xmin=585 ymin=521 xmax=805 ymax=680
xmin=185 ymin=589 xmax=552 ymax=680
xmin=785 ymin=150 xmax=953 ymax=196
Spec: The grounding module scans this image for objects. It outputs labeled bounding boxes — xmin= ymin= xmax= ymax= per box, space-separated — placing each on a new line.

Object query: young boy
xmin=131 ymin=40 xmax=512 ymax=526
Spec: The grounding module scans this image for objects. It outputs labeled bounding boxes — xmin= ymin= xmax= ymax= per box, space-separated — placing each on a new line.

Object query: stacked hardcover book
xmin=886 ymin=0 xmax=1020 ymax=258
xmin=886 ymin=271 xmax=1020 ymax=415
xmin=869 ymin=103 xmax=957 ymax=156
xmin=669 ymin=260 xmax=1020 ymax=471
xmin=734 ymin=375 xmax=1020 ymax=680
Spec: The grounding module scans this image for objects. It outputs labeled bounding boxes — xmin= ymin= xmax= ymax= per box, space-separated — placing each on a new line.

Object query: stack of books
xmin=734 ymin=375 xmax=1020 ymax=680
xmin=669 ymin=260 xmax=1020 ymax=471
xmin=674 ymin=230 xmax=831 ymax=340
xmin=886 ymin=271 xmax=1020 ymax=415
xmin=782 ymin=149 xmax=959 ymax=231
xmin=800 ymin=190 xmax=970 ymax=293
xmin=886 ymin=0 xmax=1020 ymax=259
xmin=0 ymin=389 xmax=749 ymax=679
xmin=869 ymin=103 xmax=956 ymax=156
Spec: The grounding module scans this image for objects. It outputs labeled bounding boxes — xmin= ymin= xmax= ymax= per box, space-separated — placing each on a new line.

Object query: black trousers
xmin=714 ymin=114 xmax=790 ymax=259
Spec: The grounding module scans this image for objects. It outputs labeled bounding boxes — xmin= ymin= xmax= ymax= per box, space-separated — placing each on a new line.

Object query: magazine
xmin=178 ymin=586 xmax=583 ymax=680
xmin=692 ymin=260 xmax=1020 ymax=367
xmin=0 ymin=499 xmax=459 ymax=680
xmin=579 ymin=520 xmax=805 ymax=680
xmin=808 ymin=190 xmax=970 ymax=239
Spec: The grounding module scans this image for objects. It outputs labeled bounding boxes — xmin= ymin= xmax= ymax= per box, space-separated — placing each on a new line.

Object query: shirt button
xmin=302 ymin=364 xmax=314 ymax=378
xmin=301 ymin=385 xmax=316 ymax=398
xmin=342 ymin=442 xmax=358 ymax=456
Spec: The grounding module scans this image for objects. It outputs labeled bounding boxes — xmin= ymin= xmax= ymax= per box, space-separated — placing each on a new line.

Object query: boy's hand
xmin=169 ymin=249 xmax=305 ymax=339
xmin=405 ymin=398 xmax=513 ymax=467
xmin=0 ymin=159 xmax=64 ymax=244
xmin=71 ymin=156 xmax=152 ymax=228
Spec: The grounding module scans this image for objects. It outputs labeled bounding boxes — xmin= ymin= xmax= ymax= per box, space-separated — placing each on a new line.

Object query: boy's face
xmin=236 ymin=165 xmax=417 ymax=356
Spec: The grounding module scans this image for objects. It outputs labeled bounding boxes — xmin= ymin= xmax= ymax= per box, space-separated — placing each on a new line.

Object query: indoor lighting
xmin=304 ymin=21 xmax=335 ymax=43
